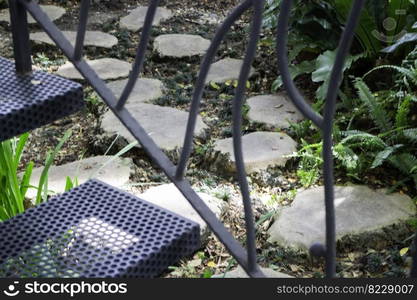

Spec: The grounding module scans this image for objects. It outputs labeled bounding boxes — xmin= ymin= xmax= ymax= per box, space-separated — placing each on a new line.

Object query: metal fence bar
xmin=232 ymin=0 xmax=265 ymax=274
xmin=8 ymin=0 xmax=32 ymax=74
xmin=277 ymin=0 xmax=365 ymax=277
xmin=19 ymin=0 xmax=265 ymax=278
xmin=176 ymin=0 xmax=253 ymax=180
xmin=73 ymin=0 xmax=91 ymax=61
xmin=116 ymin=0 xmax=160 ymax=110
xmin=275 ymin=0 xmax=323 ymax=128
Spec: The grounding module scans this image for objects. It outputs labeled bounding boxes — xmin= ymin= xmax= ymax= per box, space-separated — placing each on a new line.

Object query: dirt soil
xmin=0 ymin=0 xmax=415 ymax=278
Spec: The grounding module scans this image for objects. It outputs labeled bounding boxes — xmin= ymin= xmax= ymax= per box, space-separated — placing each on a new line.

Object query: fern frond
xmin=388 ymin=153 xmax=417 ymax=175
xmin=364 ymin=65 xmax=417 ymax=85
xmin=354 ymin=78 xmax=392 ymax=132
xmin=403 ymin=128 xmax=417 ymax=143
xmin=371 ymin=145 xmax=402 ymax=169
xmin=341 ymin=130 xmax=386 ymax=149
xmin=395 ymin=95 xmax=411 ymax=127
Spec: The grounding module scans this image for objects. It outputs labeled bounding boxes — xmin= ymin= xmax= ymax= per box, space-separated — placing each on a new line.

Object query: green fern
xmin=354 ymin=78 xmax=392 ymax=132
xmin=404 ymin=128 xmax=417 ymax=143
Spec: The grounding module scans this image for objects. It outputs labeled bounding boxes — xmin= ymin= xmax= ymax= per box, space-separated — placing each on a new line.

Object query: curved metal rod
xmin=21 ymin=0 xmax=266 ymax=278
xmin=116 ymin=0 xmax=160 ymax=110
xmin=276 ymin=0 xmax=323 ymax=128
xmin=175 ymin=0 xmax=253 ymax=179
xmin=73 ymin=0 xmax=91 ymax=61
xmin=320 ymin=0 xmax=365 ymax=277
xmin=412 ymin=234 xmax=417 ymax=277
xmin=277 ymin=0 xmax=365 ymax=277
xmin=232 ymin=0 xmax=265 ymax=274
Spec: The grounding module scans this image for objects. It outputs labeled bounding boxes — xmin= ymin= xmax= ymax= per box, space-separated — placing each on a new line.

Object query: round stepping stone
xmin=56 ymin=58 xmax=131 ymax=80
xmin=107 ymin=78 xmax=164 ymax=104
xmin=212 ymin=266 xmax=293 ymax=278
xmin=205 ymin=58 xmax=255 ymax=84
xmin=247 ymin=94 xmax=304 ymax=129
xmin=120 ymin=6 xmax=173 ymax=32
xmin=268 ymin=185 xmax=417 ymax=251
xmin=137 ymin=183 xmax=226 ymax=241
xmin=25 ymin=156 xmax=135 ymax=199
xmin=154 ymin=34 xmax=210 ymax=57
xmin=101 ymin=103 xmax=207 ymax=151
xmin=214 ymin=132 xmax=297 ymax=174
xmin=0 ymin=5 xmax=65 ymax=24
xmin=30 ymin=31 xmax=118 ymax=49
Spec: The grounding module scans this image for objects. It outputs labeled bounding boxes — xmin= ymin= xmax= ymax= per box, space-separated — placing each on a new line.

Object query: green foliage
xmin=265 ymin=0 xmax=417 ymax=99
xmin=345 ymin=79 xmax=417 ymax=186
xmin=0 ymin=133 xmax=32 ymax=221
xmin=0 ymin=131 xmax=71 ymax=221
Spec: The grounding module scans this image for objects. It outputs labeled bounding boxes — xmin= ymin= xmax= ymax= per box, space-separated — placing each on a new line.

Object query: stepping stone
xmin=56 ymin=58 xmax=131 ymax=80
xmin=137 ymin=183 xmax=226 ymax=241
xmin=107 ymin=78 xmax=164 ymax=104
xmin=247 ymin=94 xmax=304 ymax=129
xmin=154 ymin=34 xmax=210 ymax=57
xmin=214 ymin=132 xmax=297 ymax=173
xmin=25 ymin=156 xmax=136 ymax=199
xmin=268 ymin=185 xmax=417 ymax=251
xmin=212 ymin=266 xmax=293 ymax=278
xmin=0 ymin=5 xmax=65 ymax=24
xmin=120 ymin=6 xmax=173 ymax=32
xmin=206 ymin=58 xmax=255 ymax=84
xmin=101 ymin=103 xmax=207 ymax=151
xmin=30 ymin=31 xmax=118 ymax=49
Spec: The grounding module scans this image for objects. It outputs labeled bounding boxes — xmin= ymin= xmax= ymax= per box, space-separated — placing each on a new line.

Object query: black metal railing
xmin=6 ymin=0 xmax=417 ymax=278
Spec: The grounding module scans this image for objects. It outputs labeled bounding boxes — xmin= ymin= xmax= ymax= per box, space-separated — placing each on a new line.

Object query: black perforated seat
xmin=0 ymin=57 xmax=84 ymax=142
xmin=0 ymin=180 xmax=200 ymax=278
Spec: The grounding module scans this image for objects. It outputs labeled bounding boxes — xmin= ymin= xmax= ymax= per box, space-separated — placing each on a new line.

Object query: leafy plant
xmin=0 ymin=133 xmax=33 ymax=221
xmin=0 ymin=131 xmax=72 ymax=222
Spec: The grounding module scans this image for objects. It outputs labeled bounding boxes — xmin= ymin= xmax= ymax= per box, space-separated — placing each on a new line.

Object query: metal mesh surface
xmin=0 ymin=56 xmax=84 ymax=142
xmin=0 ymin=180 xmax=200 ymax=278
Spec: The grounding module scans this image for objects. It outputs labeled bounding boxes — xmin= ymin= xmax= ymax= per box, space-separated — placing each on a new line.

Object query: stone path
xmin=26 ymin=156 xmax=135 ymax=199
xmin=56 ymin=58 xmax=131 ymax=80
xmin=247 ymin=94 xmax=304 ymax=129
xmin=120 ymin=6 xmax=173 ymax=31
xmin=137 ymin=184 xmax=225 ymax=241
xmin=206 ymin=58 xmax=255 ymax=84
xmin=0 ymin=5 xmax=65 ymax=24
xmin=107 ymin=78 xmax=164 ymax=104
xmin=268 ymin=185 xmax=417 ymax=250
xmin=154 ymin=34 xmax=210 ymax=57
xmin=213 ymin=266 xmax=293 ymax=278
xmin=101 ymin=103 xmax=207 ymax=151
xmin=214 ymin=132 xmax=297 ymax=173
xmin=30 ymin=31 xmax=118 ymax=49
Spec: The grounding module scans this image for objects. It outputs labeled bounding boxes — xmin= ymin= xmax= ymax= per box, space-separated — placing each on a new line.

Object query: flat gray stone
xmin=0 ymin=5 xmax=65 ymax=24
xmin=247 ymin=94 xmax=304 ymax=129
xmin=56 ymin=58 xmax=131 ymax=80
xmin=120 ymin=6 xmax=173 ymax=31
xmin=25 ymin=156 xmax=135 ymax=199
xmin=212 ymin=266 xmax=293 ymax=278
xmin=206 ymin=58 xmax=255 ymax=84
xmin=154 ymin=34 xmax=210 ymax=57
xmin=107 ymin=78 xmax=164 ymax=104
xmin=30 ymin=31 xmax=118 ymax=49
xmin=214 ymin=132 xmax=297 ymax=173
xmin=101 ymin=103 xmax=207 ymax=151
xmin=268 ymin=185 xmax=417 ymax=250
xmin=137 ymin=183 xmax=226 ymax=240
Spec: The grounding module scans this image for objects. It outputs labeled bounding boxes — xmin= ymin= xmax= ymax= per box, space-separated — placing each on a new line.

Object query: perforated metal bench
xmin=0 ymin=180 xmax=200 ymax=278
xmin=0 ymin=57 xmax=83 ymax=142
